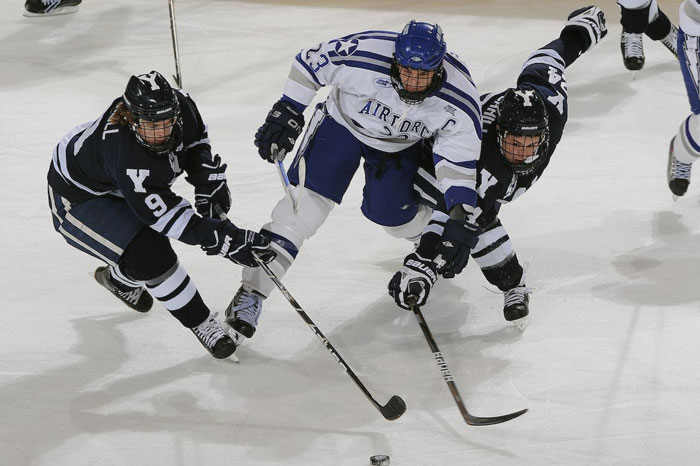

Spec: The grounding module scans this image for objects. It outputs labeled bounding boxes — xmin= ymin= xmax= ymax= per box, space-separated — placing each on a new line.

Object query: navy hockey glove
xmin=434 ymin=219 xmax=480 ymax=279
xmin=254 ymin=100 xmax=305 ymax=163
xmin=388 ymin=253 xmax=438 ymax=310
xmin=561 ymin=5 xmax=607 ymax=52
xmin=186 ymin=154 xmax=232 ymax=218
xmin=202 ymin=220 xmax=273 ymax=267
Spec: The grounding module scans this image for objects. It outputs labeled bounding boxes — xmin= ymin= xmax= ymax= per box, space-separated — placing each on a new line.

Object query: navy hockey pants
xmin=48 ymin=186 xmax=144 ymax=266
xmin=287 ymin=109 xmax=424 ymax=227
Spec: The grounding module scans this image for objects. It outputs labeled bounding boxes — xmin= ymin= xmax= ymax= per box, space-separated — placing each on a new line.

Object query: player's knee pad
xmin=120 ymin=227 xmax=177 ymax=282
xmin=675 ymin=114 xmax=700 ymax=163
xmin=481 ymin=255 xmax=525 ymax=292
xmin=383 ymin=204 xmax=433 ymax=242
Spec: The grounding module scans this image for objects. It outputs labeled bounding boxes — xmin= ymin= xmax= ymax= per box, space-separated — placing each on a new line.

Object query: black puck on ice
xmin=370 ymin=455 xmax=390 ymax=465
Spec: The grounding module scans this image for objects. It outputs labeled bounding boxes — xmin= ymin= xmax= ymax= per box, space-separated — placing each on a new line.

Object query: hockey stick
xmin=251 ymin=252 xmax=406 ymax=421
xmin=167 ymin=0 xmax=182 ymax=87
xmin=409 ymin=301 xmax=527 ymax=426
xmin=272 ymin=149 xmax=304 ymax=213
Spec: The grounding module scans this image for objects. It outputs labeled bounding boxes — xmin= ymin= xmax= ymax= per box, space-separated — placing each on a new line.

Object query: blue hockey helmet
xmin=122 ymin=70 xmax=182 ymax=157
xmin=391 ymin=21 xmax=447 ymax=104
xmin=394 ymin=21 xmax=446 ymax=70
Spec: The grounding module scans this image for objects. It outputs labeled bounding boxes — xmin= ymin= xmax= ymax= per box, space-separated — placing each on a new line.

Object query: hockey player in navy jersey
xmin=388 ymin=6 xmax=608 ymax=330
xmin=618 ymin=0 xmax=678 ymax=71
xmin=225 ymin=21 xmax=483 ymax=344
xmin=47 ymin=71 xmax=272 ymax=359
xmin=667 ymin=0 xmax=700 ymax=198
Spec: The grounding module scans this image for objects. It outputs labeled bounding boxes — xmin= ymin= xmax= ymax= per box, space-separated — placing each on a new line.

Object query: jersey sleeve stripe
xmin=328 ymin=49 xmax=392 ymax=64
xmin=150 ymin=199 xmax=192 ymax=235
xmin=434 ymin=153 xmax=478 ymax=170
xmin=339 ymin=31 xmax=398 ymax=41
xmin=328 ymin=58 xmax=391 ymax=74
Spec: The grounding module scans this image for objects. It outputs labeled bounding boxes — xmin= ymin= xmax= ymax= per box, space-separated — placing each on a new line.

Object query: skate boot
xmin=503 ymin=285 xmax=530 ymax=331
xmin=24 ymin=0 xmax=82 ymax=16
xmin=667 ymin=136 xmax=692 ymax=199
xmin=660 ymin=24 xmax=678 ymax=57
xmin=224 ymin=287 xmax=263 ymax=344
xmin=621 ymin=32 xmax=645 ymax=70
xmin=191 ymin=312 xmax=237 ymax=359
xmin=95 ymin=265 xmax=153 ymax=313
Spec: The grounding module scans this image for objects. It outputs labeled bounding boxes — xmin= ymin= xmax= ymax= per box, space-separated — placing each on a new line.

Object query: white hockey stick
xmin=272 ymin=146 xmax=305 ymax=213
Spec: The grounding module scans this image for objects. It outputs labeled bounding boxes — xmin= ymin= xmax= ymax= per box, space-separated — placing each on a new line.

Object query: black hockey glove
xmin=186 ymin=154 xmax=232 ymax=218
xmin=388 ymin=253 xmax=438 ymax=310
xmin=254 ymin=100 xmax=305 ymax=163
xmin=561 ymin=5 xmax=607 ymax=52
xmin=434 ymin=219 xmax=480 ymax=279
xmin=202 ymin=220 xmax=274 ymax=267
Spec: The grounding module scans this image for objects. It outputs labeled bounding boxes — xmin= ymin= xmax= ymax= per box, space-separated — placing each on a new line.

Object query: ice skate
xmin=224 ymin=287 xmax=263 ymax=345
xmin=24 ymin=0 xmax=82 ymax=17
xmin=660 ymin=24 xmax=678 ymax=57
xmin=621 ymin=32 xmax=645 ymax=71
xmin=94 ymin=265 xmax=153 ymax=313
xmin=667 ymin=136 xmax=692 ymax=199
xmin=503 ymin=285 xmax=530 ymax=331
xmin=191 ymin=312 xmax=237 ymax=359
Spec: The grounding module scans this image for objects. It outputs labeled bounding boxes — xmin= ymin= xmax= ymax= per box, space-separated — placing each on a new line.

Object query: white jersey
xmin=282 ymin=29 xmax=482 ymax=213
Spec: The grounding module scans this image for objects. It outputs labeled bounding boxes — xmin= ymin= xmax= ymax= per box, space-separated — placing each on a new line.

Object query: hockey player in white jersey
xmin=667 ymin=0 xmax=700 ymax=198
xmin=388 ymin=6 xmax=608 ymax=330
xmin=225 ymin=21 xmax=483 ymax=343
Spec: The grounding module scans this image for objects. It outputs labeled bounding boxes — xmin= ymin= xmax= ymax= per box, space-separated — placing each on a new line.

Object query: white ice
xmin=2 ymin=0 xmax=699 ymax=465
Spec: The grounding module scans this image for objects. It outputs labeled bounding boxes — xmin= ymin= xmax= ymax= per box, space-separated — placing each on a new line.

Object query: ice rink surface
xmin=2 ymin=0 xmax=699 ymax=464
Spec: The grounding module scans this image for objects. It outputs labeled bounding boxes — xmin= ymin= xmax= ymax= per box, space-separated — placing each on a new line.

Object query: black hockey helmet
xmin=122 ymin=71 xmax=182 ymax=156
xmin=496 ymin=87 xmax=550 ymax=175
xmin=390 ymin=20 xmax=447 ymax=105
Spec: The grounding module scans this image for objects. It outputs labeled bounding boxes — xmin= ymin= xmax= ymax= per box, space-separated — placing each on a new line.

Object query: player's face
xmin=397 ymin=64 xmax=436 ymax=93
xmin=501 ymin=132 xmax=542 ymax=164
xmin=136 ymin=118 xmax=176 ymax=146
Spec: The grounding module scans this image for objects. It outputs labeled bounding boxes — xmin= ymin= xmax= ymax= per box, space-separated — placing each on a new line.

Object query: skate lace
xmin=622 ymin=33 xmax=644 ymax=58
xmin=193 ymin=313 xmax=227 ymax=348
xmin=504 ymin=286 xmax=532 ymax=307
xmin=116 ymin=287 xmax=143 ymax=305
xmin=670 ymin=157 xmax=692 ymax=180
xmin=233 ymin=291 xmax=262 ymax=326
xmin=661 ymin=27 xmax=678 ymax=55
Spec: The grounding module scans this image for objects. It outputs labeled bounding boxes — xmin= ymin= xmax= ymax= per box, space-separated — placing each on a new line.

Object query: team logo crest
xmin=374 ymin=77 xmax=392 ymax=88
xmin=334 ymin=39 xmax=359 ymax=56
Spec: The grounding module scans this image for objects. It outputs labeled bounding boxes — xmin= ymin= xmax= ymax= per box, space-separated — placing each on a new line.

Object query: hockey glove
xmin=254 ymin=99 xmax=305 ymax=162
xmin=186 ymin=154 xmax=232 ymax=218
xmin=202 ymin=220 xmax=273 ymax=267
xmin=434 ymin=219 xmax=480 ymax=279
xmin=388 ymin=253 xmax=438 ymax=310
xmin=561 ymin=5 xmax=607 ymax=52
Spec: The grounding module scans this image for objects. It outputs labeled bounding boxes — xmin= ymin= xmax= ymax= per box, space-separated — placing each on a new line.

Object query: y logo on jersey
xmin=126 ymin=169 xmax=150 ymax=193
xmin=334 ymin=39 xmax=358 ymax=56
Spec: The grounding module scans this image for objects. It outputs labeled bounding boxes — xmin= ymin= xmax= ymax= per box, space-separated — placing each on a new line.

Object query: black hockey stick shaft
xmin=251 ymin=253 xmax=406 ymax=421
xmin=409 ymin=303 xmax=527 ymax=426
xmin=168 ymin=0 xmax=182 ymax=87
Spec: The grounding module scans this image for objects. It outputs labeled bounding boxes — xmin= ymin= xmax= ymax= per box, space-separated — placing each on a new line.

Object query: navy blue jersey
xmin=471 ymin=38 xmax=569 ymax=226
xmin=47 ymin=90 xmax=219 ymax=246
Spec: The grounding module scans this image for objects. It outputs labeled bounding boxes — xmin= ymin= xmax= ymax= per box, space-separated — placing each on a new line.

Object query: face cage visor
xmin=497 ymin=126 xmax=550 ymax=175
xmin=390 ymin=61 xmax=444 ymax=105
xmin=130 ymin=113 xmax=182 ymax=157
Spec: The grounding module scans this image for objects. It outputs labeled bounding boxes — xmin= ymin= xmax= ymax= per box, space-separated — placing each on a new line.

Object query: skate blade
xmin=512 ymin=315 xmax=529 ymax=332
xmin=223 ymin=320 xmax=248 ymax=346
xmin=23 ymin=6 xmax=80 ymax=16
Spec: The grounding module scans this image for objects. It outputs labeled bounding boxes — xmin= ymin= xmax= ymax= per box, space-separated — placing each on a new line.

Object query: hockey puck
xmin=370 ymin=455 xmax=390 ymax=465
